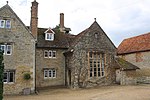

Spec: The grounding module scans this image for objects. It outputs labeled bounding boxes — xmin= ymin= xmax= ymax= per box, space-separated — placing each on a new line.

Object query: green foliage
xmin=0 ymin=50 xmax=4 ymax=100
xmin=23 ymin=73 xmax=31 ymax=80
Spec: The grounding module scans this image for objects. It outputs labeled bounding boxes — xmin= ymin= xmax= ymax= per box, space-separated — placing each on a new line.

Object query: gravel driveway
xmin=4 ymin=84 xmax=150 ymax=100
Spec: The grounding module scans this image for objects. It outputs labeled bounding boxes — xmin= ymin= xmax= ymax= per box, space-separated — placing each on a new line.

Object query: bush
xmin=23 ymin=73 xmax=31 ymax=80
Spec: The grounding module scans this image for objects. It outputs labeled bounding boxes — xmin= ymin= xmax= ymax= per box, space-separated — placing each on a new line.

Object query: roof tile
xmin=117 ymin=32 xmax=150 ymax=54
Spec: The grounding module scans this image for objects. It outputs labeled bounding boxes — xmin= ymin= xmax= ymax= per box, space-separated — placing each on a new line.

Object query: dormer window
xmin=45 ymin=33 xmax=54 ymax=41
xmin=45 ymin=28 xmax=55 ymax=41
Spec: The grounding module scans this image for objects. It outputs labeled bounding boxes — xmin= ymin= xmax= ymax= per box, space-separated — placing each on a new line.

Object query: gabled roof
xmin=117 ymin=32 xmax=150 ymax=55
xmin=70 ymin=21 xmax=116 ymax=49
xmin=115 ymin=57 xmax=139 ymax=70
xmin=37 ymin=21 xmax=116 ymax=49
xmin=44 ymin=28 xmax=55 ymax=34
xmin=0 ymin=4 xmax=35 ymax=40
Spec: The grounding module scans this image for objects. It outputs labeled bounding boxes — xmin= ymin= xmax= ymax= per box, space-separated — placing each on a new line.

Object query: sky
xmin=1 ymin=0 xmax=150 ymax=46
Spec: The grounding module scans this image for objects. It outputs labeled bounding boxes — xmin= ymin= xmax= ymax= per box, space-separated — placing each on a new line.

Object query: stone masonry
xmin=0 ymin=4 xmax=35 ymax=94
xmin=119 ymin=52 xmax=150 ymax=84
xmin=65 ymin=21 xmax=117 ymax=88
xmin=36 ymin=48 xmax=66 ymax=88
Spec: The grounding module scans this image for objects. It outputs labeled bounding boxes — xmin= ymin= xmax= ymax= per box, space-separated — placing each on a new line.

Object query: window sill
xmin=44 ymin=77 xmax=56 ymax=80
xmin=4 ymin=82 xmax=15 ymax=84
xmin=44 ymin=57 xmax=57 ymax=59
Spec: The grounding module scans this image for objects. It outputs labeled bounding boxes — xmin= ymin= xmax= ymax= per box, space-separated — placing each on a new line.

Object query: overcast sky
xmin=1 ymin=0 xmax=150 ymax=46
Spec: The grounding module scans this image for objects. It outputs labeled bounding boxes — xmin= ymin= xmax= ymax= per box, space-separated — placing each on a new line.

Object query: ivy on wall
xmin=0 ymin=50 xmax=4 ymax=100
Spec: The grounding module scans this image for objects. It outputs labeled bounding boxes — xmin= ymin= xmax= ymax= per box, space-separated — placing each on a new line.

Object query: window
xmin=5 ymin=20 xmax=11 ymax=28
xmin=0 ymin=44 xmax=12 ymax=55
xmin=88 ymin=52 xmax=105 ymax=78
xmin=0 ymin=19 xmax=11 ymax=28
xmin=95 ymin=33 xmax=98 ymax=38
xmin=45 ymin=33 xmax=54 ymax=41
xmin=44 ymin=69 xmax=56 ymax=78
xmin=0 ymin=20 xmax=5 ymax=28
xmin=44 ymin=50 xmax=56 ymax=58
xmin=3 ymin=70 xmax=15 ymax=83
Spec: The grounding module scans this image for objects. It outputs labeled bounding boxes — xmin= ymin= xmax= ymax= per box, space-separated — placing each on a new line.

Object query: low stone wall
xmin=137 ymin=77 xmax=150 ymax=84
xmin=120 ymin=71 xmax=137 ymax=85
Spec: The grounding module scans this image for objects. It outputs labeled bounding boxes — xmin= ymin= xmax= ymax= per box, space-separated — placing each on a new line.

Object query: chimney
xmin=30 ymin=0 xmax=38 ymax=40
xmin=60 ymin=13 xmax=64 ymax=32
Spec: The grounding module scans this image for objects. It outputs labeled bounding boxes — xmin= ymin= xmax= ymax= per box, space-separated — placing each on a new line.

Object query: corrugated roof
xmin=117 ymin=32 xmax=150 ymax=54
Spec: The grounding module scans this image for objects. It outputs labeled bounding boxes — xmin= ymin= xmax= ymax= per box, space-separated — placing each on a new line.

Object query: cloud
xmin=1 ymin=0 xmax=150 ymax=47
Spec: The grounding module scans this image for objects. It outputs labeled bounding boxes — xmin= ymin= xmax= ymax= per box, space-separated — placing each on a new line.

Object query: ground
xmin=4 ymin=84 xmax=150 ymax=100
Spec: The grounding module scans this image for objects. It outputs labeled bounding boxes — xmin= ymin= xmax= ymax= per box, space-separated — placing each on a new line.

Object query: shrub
xmin=23 ymin=73 xmax=31 ymax=80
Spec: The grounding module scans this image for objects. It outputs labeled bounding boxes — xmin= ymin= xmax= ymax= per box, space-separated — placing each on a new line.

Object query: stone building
xmin=115 ymin=57 xmax=139 ymax=85
xmin=0 ymin=0 xmax=140 ymax=95
xmin=117 ymin=32 xmax=150 ymax=84
xmin=64 ymin=21 xmax=117 ymax=88
xmin=0 ymin=3 xmax=35 ymax=94
xmin=35 ymin=19 xmax=118 ymax=88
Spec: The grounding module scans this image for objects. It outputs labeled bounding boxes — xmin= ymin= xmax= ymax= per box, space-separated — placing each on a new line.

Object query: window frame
xmin=88 ymin=52 xmax=105 ymax=78
xmin=3 ymin=70 xmax=15 ymax=84
xmin=0 ymin=44 xmax=12 ymax=55
xmin=44 ymin=50 xmax=56 ymax=58
xmin=5 ymin=20 xmax=11 ymax=28
xmin=44 ymin=69 xmax=56 ymax=79
xmin=0 ymin=20 xmax=5 ymax=28
xmin=6 ymin=45 xmax=12 ymax=55
xmin=45 ymin=33 xmax=54 ymax=41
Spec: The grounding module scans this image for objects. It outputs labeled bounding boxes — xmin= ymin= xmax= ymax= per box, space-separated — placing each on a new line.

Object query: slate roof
xmin=36 ymin=21 xmax=116 ymax=50
xmin=36 ymin=28 xmax=75 ymax=49
xmin=117 ymin=32 xmax=150 ymax=55
xmin=115 ymin=57 xmax=139 ymax=70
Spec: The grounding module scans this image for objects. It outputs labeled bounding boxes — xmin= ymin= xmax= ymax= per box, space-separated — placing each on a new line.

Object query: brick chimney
xmin=30 ymin=0 xmax=38 ymax=40
xmin=59 ymin=13 xmax=65 ymax=32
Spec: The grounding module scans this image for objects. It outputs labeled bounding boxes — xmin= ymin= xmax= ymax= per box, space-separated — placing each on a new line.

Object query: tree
xmin=0 ymin=50 xmax=4 ymax=100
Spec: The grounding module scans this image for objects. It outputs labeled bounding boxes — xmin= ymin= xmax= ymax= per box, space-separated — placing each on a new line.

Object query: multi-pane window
xmin=0 ymin=44 xmax=12 ymax=55
xmin=3 ymin=70 xmax=15 ymax=83
xmin=44 ymin=69 xmax=56 ymax=78
xmin=44 ymin=50 xmax=56 ymax=58
xmin=0 ymin=20 xmax=5 ymax=28
xmin=45 ymin=33 xmax=54 ymax=41
xmin=89 ymin=52 xmax=105 ymax=78
xmin=0 ymin=20 xmax=11 ymax=28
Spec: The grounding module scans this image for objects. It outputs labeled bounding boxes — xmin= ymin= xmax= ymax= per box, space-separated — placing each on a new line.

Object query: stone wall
xmin=66 ymin=22 xmax=116 ymax=88
xmin=120 ymin=70 xmax=137 ymax=85
xmin=36 ymin=48 xmax=66 ymax=88
xmin=119 ymin=51 xmax=150 ymax=84
xmin=0 ymin=5 xmax=35 ymax=94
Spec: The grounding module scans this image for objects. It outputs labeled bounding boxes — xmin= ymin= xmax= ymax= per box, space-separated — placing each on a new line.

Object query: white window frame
xmin=3 ymin=71 xmax=15 ymax=84
xmin=5 ymin=20 xmax=11 ymax=28
xmin=0 ymin=45 xmax=5 ymax=54
xmin=44 ymin=69 xmax=56 ymax=79
xmin=52 ymin=51 xmax=56 ymax=58
xmin=6 ymin=45 xmax=12 ymax=55
xmin=0 ymin=20 xmax=5 ymax=28
xmin=0 ymin=44 xmax=12 ymax=55
xmin=45 ymin=33 xmax=54 ymax=41
xmin=44 ymin=50 xmax=49 ymax=58
xmin=44 ymin=50 xmax=56 ymax=58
